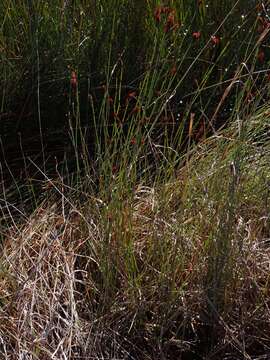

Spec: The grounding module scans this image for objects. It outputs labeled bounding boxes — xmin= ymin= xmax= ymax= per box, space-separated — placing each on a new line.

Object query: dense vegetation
xmin=1 ymin=1 xmax=270 ymax=358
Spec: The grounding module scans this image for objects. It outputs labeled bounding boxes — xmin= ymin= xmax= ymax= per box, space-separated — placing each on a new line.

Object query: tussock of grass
xmin=1 ymin=107 xmax=270 ymax=359
xmin=1 ymin=1 xmax=270 ymax=358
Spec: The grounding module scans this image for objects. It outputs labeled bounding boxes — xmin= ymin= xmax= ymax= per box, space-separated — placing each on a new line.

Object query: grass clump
xmin=1 ymin=106 xmax=270 ymax=358
xmin=1 ymin=0 xmax=270 ymax=359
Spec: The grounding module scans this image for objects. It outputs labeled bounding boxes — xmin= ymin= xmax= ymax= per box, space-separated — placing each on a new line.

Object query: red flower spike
xmin=211 ymin=35 xmax=220 ymax=45
xmin=125 ymin=91 xmax=137 ymax=104
xmin=162 ymin=7 xmax=172 ymax=14
xmin=258 ymin=49 xmax=265 ymax=63
xmin=170 ymin=64 xmax=177 ymax=75
xmin=192 ymin=31 xmax=201 ymax=39
xmin=112 ymin=165 xmax=118 ymax=174
xmin=130 ymin=138 xmax=136 ymax=145
xmin=164 ymin=11 xmax=175 ymax=33
xmin=167 ymin=11 xmax=175 ymax=24
xmin=71 ymin=71 xmax=77 ymax=89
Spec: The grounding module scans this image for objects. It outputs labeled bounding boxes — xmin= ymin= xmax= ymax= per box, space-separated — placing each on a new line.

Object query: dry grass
xmin=1 ymin=109 xmax=270 ymax=359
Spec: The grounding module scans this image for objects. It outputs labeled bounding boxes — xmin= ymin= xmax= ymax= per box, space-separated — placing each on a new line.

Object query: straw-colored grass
xmin=1 ymin=105 xmax=270 ymax=358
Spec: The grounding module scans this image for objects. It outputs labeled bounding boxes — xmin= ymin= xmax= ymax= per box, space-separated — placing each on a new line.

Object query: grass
xmin=1 ymin=111 xmax=270 ymax=358
xmin=1 ymin=0 xmax=270 ymax=359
